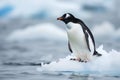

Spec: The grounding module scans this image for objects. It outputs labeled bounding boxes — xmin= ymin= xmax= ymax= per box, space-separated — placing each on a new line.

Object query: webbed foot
xmin=70 ymin=58 xmax=88 ymax=63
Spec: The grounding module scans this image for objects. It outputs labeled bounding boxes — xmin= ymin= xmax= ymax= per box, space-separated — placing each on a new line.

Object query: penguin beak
xmin=57 ymin=17 xmax=64 ymax=20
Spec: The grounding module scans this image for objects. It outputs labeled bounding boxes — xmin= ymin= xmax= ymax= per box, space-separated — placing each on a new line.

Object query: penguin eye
xmin=62 ymin=14 xmax=66 ymax=18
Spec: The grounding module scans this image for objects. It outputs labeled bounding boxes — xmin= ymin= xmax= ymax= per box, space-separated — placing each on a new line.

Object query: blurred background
xmin=0 ymin=0 xmax=120 ymax=80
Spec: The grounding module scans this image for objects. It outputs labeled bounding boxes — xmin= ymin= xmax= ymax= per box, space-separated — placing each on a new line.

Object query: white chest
xmin=66 ymin=22 xmax=85 ymax=43
xmin=66 ymin=22 xmax=88 ymax=53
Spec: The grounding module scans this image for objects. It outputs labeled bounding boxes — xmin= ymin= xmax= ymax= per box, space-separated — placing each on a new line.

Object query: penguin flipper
xmin=84 ymin=30 xmax=91 ymax=51
xmin=68 ymin=42 xmax=73 ymax=53
xmin=93 ymin=50 xmax=102 ymax=56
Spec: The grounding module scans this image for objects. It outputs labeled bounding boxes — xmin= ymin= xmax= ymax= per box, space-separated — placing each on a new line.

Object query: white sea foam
xmin=37 ymin=45 xmax=120 ymax=76
xmin=7 ymin=23 xmax=67 ymax=42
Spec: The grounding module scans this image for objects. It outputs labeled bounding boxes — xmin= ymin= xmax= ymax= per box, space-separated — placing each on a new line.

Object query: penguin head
xmin=57 ymin=13 xmax=75 ymax=24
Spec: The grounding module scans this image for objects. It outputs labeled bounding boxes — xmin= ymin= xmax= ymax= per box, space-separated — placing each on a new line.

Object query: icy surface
xmin=38 ymin=45 xmax=120 ymax=76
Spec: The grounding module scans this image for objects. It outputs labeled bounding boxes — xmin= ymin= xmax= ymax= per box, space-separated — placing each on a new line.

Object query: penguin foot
xmin=79 ymin=59 xmax=88 ymax=63
xmin=70 ymin=58 xmax=76 ymax=61
xmin=70 ymin=58 xmax=80 ymax=61
xmin=70 ymin=58 xmax=87 ymax=63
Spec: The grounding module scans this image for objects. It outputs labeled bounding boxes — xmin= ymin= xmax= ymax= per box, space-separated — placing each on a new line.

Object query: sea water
xmin=0 ymin=22 xmax=120 ymax=80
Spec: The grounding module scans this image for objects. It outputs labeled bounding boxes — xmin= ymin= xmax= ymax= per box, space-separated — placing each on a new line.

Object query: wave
xmin=3 ymin=61 xmax=50 ymax=66
xmin=38 ymin=45 xmax=120 ymax=76
xmin=7 ymin=21 xmax=120 ymax=43
xmin=0 ymin=0 xmax=114 ymax=18
xmin=6 ymin=23 xmax=67 ymax=42
xmin=92 ymin=21 xmax=120 ymax=40
xmin=0 ymin=0 xmax=80 ymax=18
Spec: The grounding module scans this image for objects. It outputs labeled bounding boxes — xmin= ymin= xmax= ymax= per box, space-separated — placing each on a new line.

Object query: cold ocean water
xmin=0 ymin=20 xmax=120 ymax=80
xmin=0 ymin=0 xmax=120 ymax=79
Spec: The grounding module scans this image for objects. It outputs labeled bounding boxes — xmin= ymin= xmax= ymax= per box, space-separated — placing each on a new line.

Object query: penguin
xmin=57 ymin=13 xmax=102 ymax=62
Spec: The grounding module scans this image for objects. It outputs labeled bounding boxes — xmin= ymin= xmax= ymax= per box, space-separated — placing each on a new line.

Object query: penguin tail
xmin=93 ymin=50 xmax=102 ymax=56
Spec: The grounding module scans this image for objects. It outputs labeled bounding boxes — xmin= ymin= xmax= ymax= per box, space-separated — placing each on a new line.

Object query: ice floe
xmin=38 ymin=45 xmax=120 ymax=76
